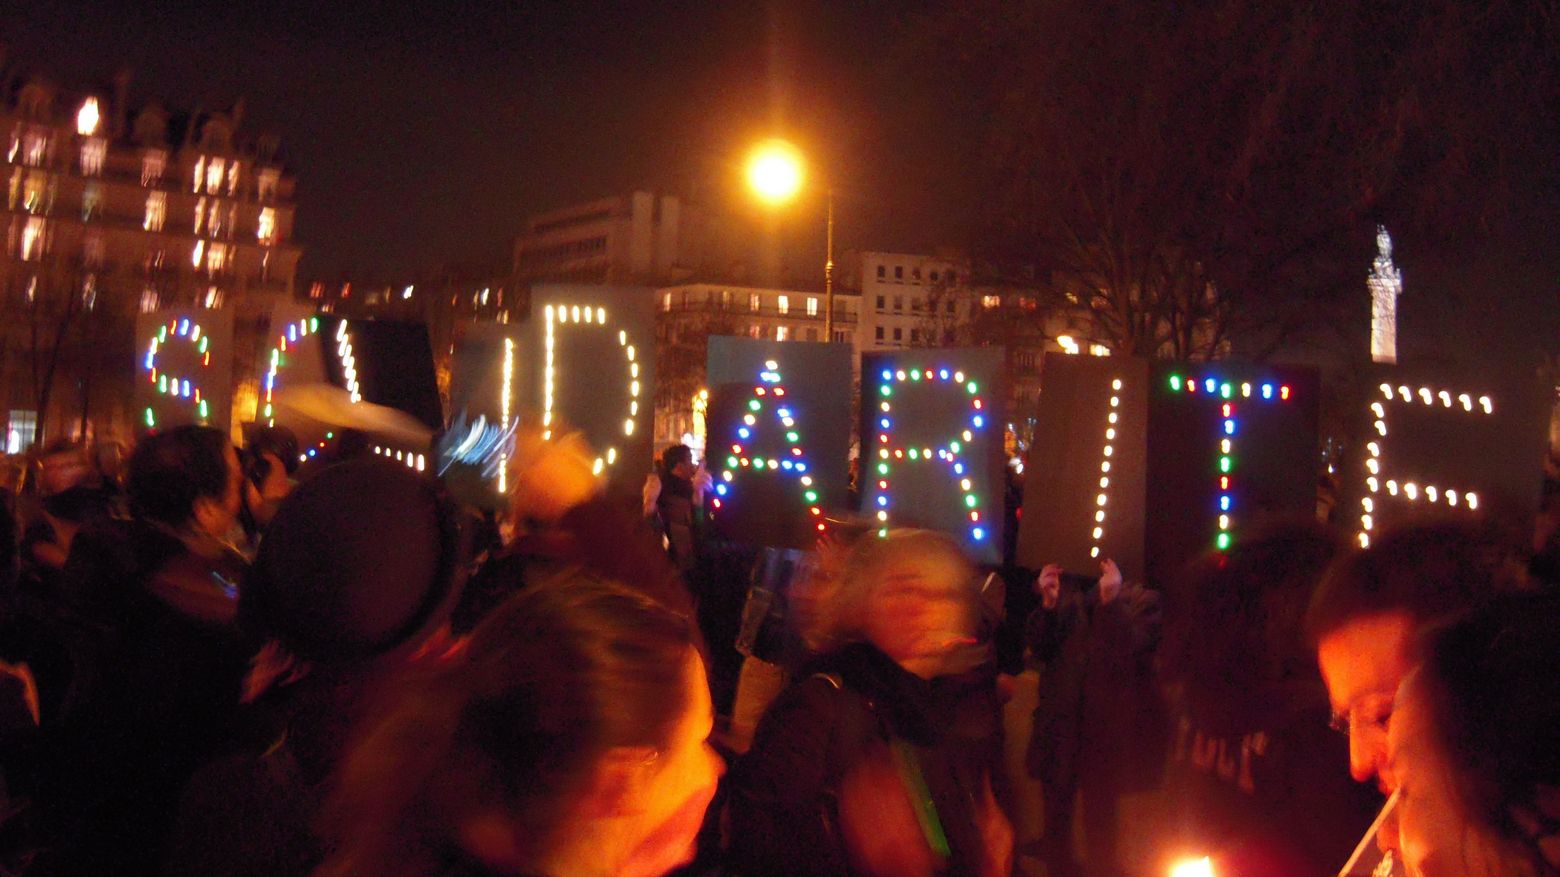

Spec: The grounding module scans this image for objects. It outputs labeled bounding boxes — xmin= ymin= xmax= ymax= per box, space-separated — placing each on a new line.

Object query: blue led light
xmin=781 ymin=460 xmax=794 ymax=470
xmin=972 ymin=415 xmax=984 ymax=428
xmin=738 ymin=427 xmax=750 ymax=439
xmin=939 ymin=369 xmax=950 ymax=380
xmin=1224 ymin=420 xmax=1236 ymax=435
xmin=953 ymin=463 xmax=965 ymax=475
xmin=880 ymin=418 xmax=890 ymax=429
xmin=881 ymin=369 xmax=893 ymax=381
xmin=1204 ymin=378 xmax=1217 ymax=393
xmin=716 ymin=484 xmax=728 ymax=496
xmin=1219 ymin=495 xmax=1230 ymax=511
xmin=1261 ymin=384 xmax=1273 ymax=399
xmin=777 ymin=408 xmax=791 ymax=419
xmin=795 ymin=463 xmax=807 ymax=473
xmin=877 ymin=496 xmax=888 ymax=507
xmin=972 ymin=527 xmax=986 ymax=541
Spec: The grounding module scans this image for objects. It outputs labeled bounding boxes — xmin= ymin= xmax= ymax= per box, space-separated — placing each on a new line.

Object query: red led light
xmin=1280 ymin=385 xmax=1291 ymax=400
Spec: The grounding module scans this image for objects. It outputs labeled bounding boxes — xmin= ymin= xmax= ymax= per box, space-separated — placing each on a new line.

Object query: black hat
xmin=245 ymin=459 xmax=465 ymax=663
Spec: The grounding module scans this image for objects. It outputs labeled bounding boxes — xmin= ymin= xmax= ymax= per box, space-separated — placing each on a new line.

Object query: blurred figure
xmin=317 ymin=575 xmax=721 ymax=877
xmin=1387 ymin=589 xmax=1560 ymax=877
xmin=167 ymin=459 xmax=467 ymax=876
xmin=238 ymin=424 xmax=300 ymax=541
xmin=37 ymin=425 xmax=249 ymax=875
xmin=1158 ymin=522 xmax=1379 ymax=876
xmin=1306 ymin=519 xmax=1531 ymax=873
xmin=655 ymin=443 xmax=706 ymax=570
xmin=1026 ymin=559 xmax=1165 ymax=877
xmin=729 ymin=529 xmax=1012 ymax=877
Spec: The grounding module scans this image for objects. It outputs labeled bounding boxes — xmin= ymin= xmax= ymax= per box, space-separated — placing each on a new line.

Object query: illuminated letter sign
xmin=519 ymin=285 xmax=656 ymax=486
xmin=444 ymin=323 xmax=525 ymax=506
xmin=261 ymin=315 xmax=324 ymax=427
xmin=1347 ymin=367 xmax=1550 ymax=546
xmin=135 ymin=309 xmax=233 ymax=432
xmin=710 ymin=360 xmax=824 ymax=528
xmin=1019 ymin=355 xmax=1317 ymax=584
xmin=860 ymin=349 xmax=1005 ymax=563
xmin=705 ymin=337 xmax=852 ymax=549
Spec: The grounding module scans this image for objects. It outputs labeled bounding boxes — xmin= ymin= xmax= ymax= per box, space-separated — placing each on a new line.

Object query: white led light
xmin=1466 ymin=493 xmax=1478 ymax=510
xmin=1478 ymin=396 xmax=1492 ymax=414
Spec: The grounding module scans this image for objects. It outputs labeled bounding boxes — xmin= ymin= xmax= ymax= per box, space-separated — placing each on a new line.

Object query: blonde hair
xmin=800 ymin=529 xmax=979 ymax=653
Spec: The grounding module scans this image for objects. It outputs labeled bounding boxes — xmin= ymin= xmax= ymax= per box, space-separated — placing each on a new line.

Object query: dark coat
xmin=1026 ymin=582 xmax=1167 ymax=795
xmin=728 ymin=642 xmax=1003 ymax=877
xmin=38 ymin=519 xmax=250 ymax=875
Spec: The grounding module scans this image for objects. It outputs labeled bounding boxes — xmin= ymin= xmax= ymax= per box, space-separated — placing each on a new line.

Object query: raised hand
xmin=1034 ymin=563 xmax=1063 ymax=610
xmin=1098 ymin=558 xmax=1123 ymax=605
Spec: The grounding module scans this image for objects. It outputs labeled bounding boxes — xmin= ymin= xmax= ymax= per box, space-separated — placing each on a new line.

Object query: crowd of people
xmin=0 ymin=425 xmax=1556 ymax=877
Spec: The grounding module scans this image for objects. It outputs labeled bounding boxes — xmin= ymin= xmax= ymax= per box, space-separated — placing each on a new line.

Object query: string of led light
xmin=867 ymin=365 xmax=987 ymax=543
xmin=1165 ymin=374 xmax=1293 ymax=552
xmin=542 ymin=303 xmax=639 ymax=475
xmin=1356 ymin=382 xmax=1489 ymax=548
xmin=499 ymin=337 xmax=514 ymax=494
xmin=262 ymin=316 xmax=321 ymax=427
xmin=143 ymin=317 xmax=213 ymax=428
xmin=334 ymin=319 xmax=361 ymax=403
xmin=711 ymin=360 xmax=825 ymax=532
xmin=1088 ymin=378 xmax=1123 ymax=559
xmin=372 ymin=445 xmax=427 ymax=472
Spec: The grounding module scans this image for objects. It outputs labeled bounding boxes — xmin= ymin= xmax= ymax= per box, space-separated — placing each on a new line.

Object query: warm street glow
xmin=76 ymin=97 xmax=101 ymax=136
xmin=1169 ymin=857 xmax=1214 ymax=877
xmin=746 ymin=139 xmax=804 ymax=204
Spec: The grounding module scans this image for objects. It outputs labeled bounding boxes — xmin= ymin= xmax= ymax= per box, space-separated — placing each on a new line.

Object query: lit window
xmin=81 ymin=184 xmax=101 ymax=220
xmin=257 ymin=169 xmax=279 ymax=201
xmin=227 ymin=161 xmax=240 ymax=196
xmin=662 ymin=292 xmax=672 ymax=311
xmin=205 ymin=157 xmax=225 ymax=194
xmin=139 ymin=287 xmax=159 ymax=313
xmin=748 ymin=324 xmax=762 ymax=339
xmin=206 ymin=242 xmax=229 ymax=273
xmin=192 ymin=239 xmax=205 ymax=267
xmin=79 ymin=139 xmax=106 ymax=175
xmin=194 ymin=197 xmax=207 ymax=234
xmin=144 ymin=192 xmax=167 ymax=231
xmin=203 ymin=286 xmax=222 ymax=308
xmin=776 ymin=326 xmax=790 ymax=341
xmin=142 ymin=151 xmax=166 ymax=186
xmin=6 ymin=410 xmax=38 ymax=455
xmin=720 ymin=289 xmax=732 ymax=308
xmin=253 ymin=205 xmax=273 ymax=242
xmin=982 ymin=295 xmax=1001 ymax=308
xmin=76 ymin=97 xmax=101 ymax=136
xmin=749 ymin=293 xmax=760 ymax=312
xmin=23 ymin=132 xmax=48 ymax=167
xmin=807 ymin=297 xmax=818 ymax=316
xmin=20 ymin=217 xmax=45 ymax=260
xmin=778 ymin=295 xmax=789 ymax=315
xmin=192 ymin=156 xmax=205 ymax=193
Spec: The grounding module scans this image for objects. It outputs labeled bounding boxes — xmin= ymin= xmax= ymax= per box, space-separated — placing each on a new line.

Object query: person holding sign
xmin=1025 ymin=559 xmax=1166 ymax=877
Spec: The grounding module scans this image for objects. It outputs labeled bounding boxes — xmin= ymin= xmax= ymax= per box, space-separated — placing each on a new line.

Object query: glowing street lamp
xmin=745 ymin=139 xmax=836 ymax=339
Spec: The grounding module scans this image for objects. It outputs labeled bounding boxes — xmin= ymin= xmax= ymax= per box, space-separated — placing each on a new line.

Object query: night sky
xmin=4 ymin=0 xmax=1555 ymax=366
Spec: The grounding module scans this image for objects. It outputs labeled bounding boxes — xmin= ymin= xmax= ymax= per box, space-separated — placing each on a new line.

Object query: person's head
xmin=660 ymin=444 xmax=695 ymax=480
xmin=321 ymin=575 xmax=719 ymax=877
xmin=1387 ymin=590 xmax=1560 ymax=877
xmin=244 ymin=459 xmax=465 ymax=669
xmin=126 ymin=425 xmax=242 ymax=539
xmin=1162 ymin=519 xmax=1341 ymax=721
xmin=34 ymin=439 xmax=92 ymax=497
xmin=1307 ymin=519 xmax=1528 ymax=792
xmin=811 ymin=529 xmax=981 ymax=677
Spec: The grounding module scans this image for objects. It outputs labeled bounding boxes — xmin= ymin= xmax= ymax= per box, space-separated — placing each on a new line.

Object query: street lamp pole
xmin=824 ymin=187 xmax=834 ymax=340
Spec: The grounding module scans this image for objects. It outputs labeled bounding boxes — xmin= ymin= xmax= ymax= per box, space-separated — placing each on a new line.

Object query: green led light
xmin=748 ymin=399 xmax=761 ymax=411
xmin=878 ymin=528 xmax=888 ymax=538
xmin=159 ymin=326 xmax=168 ymax=341
xmin=880 ymin=385 xmax=892 ymax=396
xmin=310 ymin=317 xmax=319 ymax=331
xmin=199 ymin=399 xmax=210 ymax=419
xmin=966 ymin=381 xmax=978 ymax=393
xmin=727 ymin=456 xmax=739 ymax=468
xmin=911 ymin=370 xmax=922 ymax=381
xmin=877 ymin=463 xmax=889 ymax=475
xmin=263 ymin=404 xmax=273 ymax=418
xmin=786 ymin=431 xmax=799 ymax=443
xmin=144 ymin=408 xmax=155 ymax=427
xmin=1216 ymin=532 xmax=1231 ymax=550
xmin=1220 ymin=383 xmax=1232 ymax=399
xmin=1169 ymin=375 xmax=1182 ymax=390
xmin=949 ymin=441 xmax=961 ymax=454
xmin=198 ymin=336 xmax=210 ymax=353
xmin=908 ymin=449 xmax=920 ymax=460
xmin=965 ymin=495 xmax=978 ymax=508
xmin=1219 ymin=456 xmax=1232 ymax=473
xmin=326 ymin=432 xmax=334 ymax=439
xmin=752 ymin=457 xmax=764 ymax=468
xmin=805 ymin=491 xmax=818 ymax=503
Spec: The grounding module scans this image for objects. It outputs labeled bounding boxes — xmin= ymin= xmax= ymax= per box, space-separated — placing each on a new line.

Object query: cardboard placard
xmin=1017 ymin=354 xmax=1149 ymax=577
xmin=860 ymin=349 xmax=1007 ymax=564
xmin=704 ymin=338 xmax=853 ymax=550
xmin=133 ymin=309 xmax=234 ymax=433
xmin=444 ymin=322 xmax=525 ymax=509
xmin=1340 ymin=365 xmax=1550 ymax=545
xmin=518 ymin=285 xmax=656 ymax=489
xmin=1019 ymin=355 xmax=1320 ymax=587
